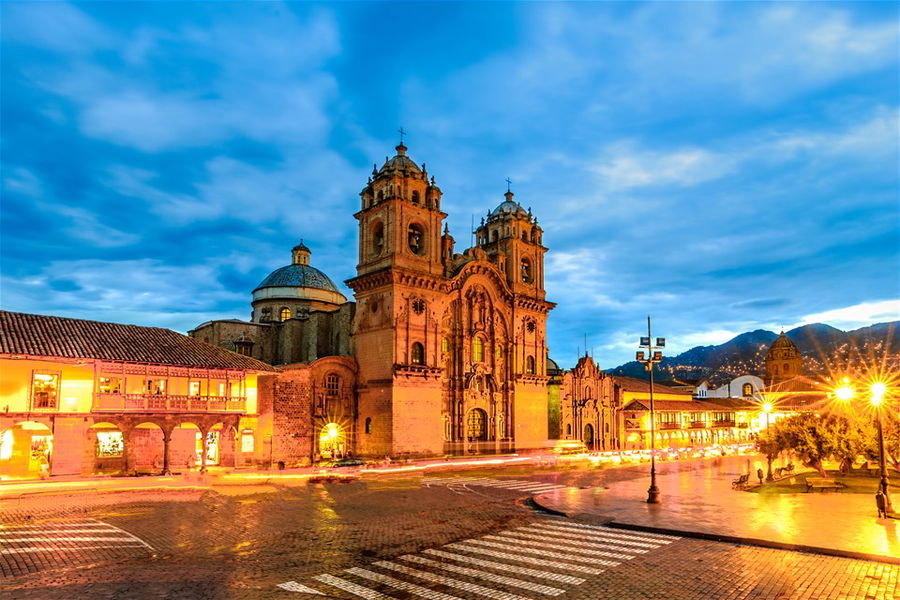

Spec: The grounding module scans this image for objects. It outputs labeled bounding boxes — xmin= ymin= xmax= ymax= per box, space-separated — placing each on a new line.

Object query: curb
xmin=530 ymin=494 xmax=900 ymax=566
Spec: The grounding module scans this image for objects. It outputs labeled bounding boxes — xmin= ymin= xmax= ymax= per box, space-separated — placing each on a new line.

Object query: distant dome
xmin=253 ymin=264 xmax=340 ymax=294
xmin=767 ymin=332 xmax=798 ymax=354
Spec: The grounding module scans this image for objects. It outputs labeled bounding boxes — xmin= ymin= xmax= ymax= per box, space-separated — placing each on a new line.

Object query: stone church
xmin=191 ymin=142 xmax=555 ymax=462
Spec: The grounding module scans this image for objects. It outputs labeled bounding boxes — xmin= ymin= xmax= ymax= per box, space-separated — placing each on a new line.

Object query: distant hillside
xmin=608 ymin=321 xmax=899 ymax=386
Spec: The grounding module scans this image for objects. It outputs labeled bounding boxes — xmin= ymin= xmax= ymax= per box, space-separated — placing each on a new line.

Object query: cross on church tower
xmin=505 ymin=177 xmax=512 ymax=192
xmin=398 ymin=127 xmax=407 ymax=145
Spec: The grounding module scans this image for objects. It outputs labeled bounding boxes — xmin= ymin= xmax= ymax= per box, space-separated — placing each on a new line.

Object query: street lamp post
xmin=763 ymin=401 xmax=774 ymax=482
xmin=871 ymin=382 xmax=894 ymax=517
xmin=636 ymin=316 xmax=665 ymax=505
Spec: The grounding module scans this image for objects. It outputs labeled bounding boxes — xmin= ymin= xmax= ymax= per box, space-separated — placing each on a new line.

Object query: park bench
xmin=805 ymin=477 xmax=844 ymax=493
xmin=732 ymin=473 xmax=750 ymax=489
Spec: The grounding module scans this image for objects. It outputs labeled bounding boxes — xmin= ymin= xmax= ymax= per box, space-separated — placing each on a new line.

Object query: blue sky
xmin=2 ymin=1 xmax=898 ymax=368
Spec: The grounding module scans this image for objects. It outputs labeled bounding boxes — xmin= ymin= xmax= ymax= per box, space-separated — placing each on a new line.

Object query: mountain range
xmin=608 ymin=321 xmax=899 ymax=387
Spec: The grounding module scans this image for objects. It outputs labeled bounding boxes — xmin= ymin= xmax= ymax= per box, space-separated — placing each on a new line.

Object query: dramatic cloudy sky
xmin=2 ymin=2 xmax=898 ymax=368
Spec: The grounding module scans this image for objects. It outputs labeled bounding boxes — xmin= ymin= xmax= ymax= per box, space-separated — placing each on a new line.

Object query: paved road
xmin=1 ymin=461 xmax=897 ymax=600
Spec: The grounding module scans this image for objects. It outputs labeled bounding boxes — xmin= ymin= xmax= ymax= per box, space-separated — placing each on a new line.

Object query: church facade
xmin=191 ymin=142 xmax=555 ymax=462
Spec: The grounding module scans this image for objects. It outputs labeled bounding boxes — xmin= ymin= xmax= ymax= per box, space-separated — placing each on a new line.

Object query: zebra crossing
xmin=0 ymin=518 xmax=154 ymax=576
xmin=422 ymin=476 xmax=574 ymax=495
xmin=277 ymin=519 xmax=680 ymax=597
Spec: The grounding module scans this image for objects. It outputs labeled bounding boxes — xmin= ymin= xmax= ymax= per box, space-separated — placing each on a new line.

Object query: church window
xmin=260 ymin=307 xmax=272 ymax=321
xmin=526 ymin=355 xmax=536 ymax=374
xmin=526 ymin=319 xmax=536 ymax=333
xmin=783 ymin=363 xmax=790 ymax=374
xmin=412 ymin=191 xmax=420 ymax=204
xmin=496 ymin=344 xmax=503 ymax=360
xmin=742 ymin=383 xmax=753 ymax=396
xmin=372 ymin=222 xmax=384 ymax=256
xmin=522 ymin=231 xmax=527 ymax=241
xmin=279 ymin=307 xmax=291 ymax=321
xmin=585 ymin=386 xmax=592 ymax=400
xmin=365 ymin=417 xmax=372 ymax=434
xmin=441 ymin=337 xmax=449 ymax=354
xmin=408 ymin=223 xmax=425 ymax=255
xmin=442 ymin=414 xmax=452 ymax=441
xmin=472 ymin=337 xmax=484 ymax=363
xmin=521 ymin=258 xmax=532 ymax=284
xmin=377 ymin=190 xmax=384 ymax=203
xmin=566 ymin=424 xmax=572 ymax=436
xmin=325 ymin=374 xmax=340 ymax=396
xmin=491 ymin=231 xmax=498 ymax=243
xmin=531 ymin=228 xmax=537 ymax=242
xmin=411 ymin=342 xmax=425 ymax=365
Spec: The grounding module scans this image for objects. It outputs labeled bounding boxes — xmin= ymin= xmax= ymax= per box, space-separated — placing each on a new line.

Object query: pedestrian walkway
xmin=423 ymin=476 xmax=575 ymax=495
xmin=531 ymin=455 xmax=900 ymax=563
xmin=0 ymin=518 xmax=154 ymax=576
xmin=277 ymin=518 xmax=680 ymax=597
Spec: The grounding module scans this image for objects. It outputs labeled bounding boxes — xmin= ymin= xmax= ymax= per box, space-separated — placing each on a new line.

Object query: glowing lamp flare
xmin=834 ymin=385 xmax=855 ymax=401
xmin=762 ymin=402 xmax=773 ymax=413
xmin=871 ymin=382 xmax=886 ymax=406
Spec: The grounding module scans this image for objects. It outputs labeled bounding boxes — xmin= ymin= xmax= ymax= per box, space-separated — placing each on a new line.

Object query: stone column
xmin=199 ymin=427 xmax=209 ymax=474
xmin=161 ymin=429 xmax=172 ymax=475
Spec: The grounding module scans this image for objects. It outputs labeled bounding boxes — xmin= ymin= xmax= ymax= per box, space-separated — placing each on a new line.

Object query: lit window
xmin=441 ymin=337 xmax=449 ymax=354
xmin=467 ymin=409 xmax=487 ymax=441
xmin=742 ymin=383 xmax=753 ymax=396
xmin=472 ymin=337 xmax=484 ymax=363
xmin=526 ymin=355 xmax=536 ymax=374
xmin=31 ymin=371 xmax=60 ymax=409
xmin=521 ymin=258 xmax=532 ymax=283
xmin=189 ymin=381 xmax=201 ymax=396
xmin=280 ymin=307 xmax=291 ymax=322
xmin=326 ymin=374 xmax=340 ymax=396
xmin=411 ymin=342 xmax=425 ymax=365
xmin=99 ymin=376 xmax=122 ymax=394
xmin=96 ymin=431 xmax=124 ymax=458
xmin=365 ymin=417 xmax=372 ymax=434
xmin=144 ymin=379 xmax=166 ymax=395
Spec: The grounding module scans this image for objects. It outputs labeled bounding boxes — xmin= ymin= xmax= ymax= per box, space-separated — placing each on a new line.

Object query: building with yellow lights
xmin=0 ymin=311 xmax=275 ymax=479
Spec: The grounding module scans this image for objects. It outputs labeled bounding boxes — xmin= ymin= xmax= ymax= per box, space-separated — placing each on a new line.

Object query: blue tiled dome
xmin=253 ymin=264 xmax=340 ymax=293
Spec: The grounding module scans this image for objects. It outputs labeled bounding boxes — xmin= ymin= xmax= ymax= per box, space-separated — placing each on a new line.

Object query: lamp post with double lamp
xmin=762 ymin=401 xmax=774 ymax=482
xmin=636 ymin=316 xmax=665 ymax=505
xmin=870 ymin=382 xmax=894 ymax=517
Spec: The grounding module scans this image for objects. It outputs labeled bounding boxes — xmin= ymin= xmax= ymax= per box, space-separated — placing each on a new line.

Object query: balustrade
xmin=94 ymin=393 xmax=246 ymax=412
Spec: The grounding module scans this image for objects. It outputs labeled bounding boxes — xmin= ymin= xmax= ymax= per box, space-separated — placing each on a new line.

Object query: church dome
xmin=378 ymin=143 xmax=422 ymax=177
xmin=253 ymin=264 xmax=340 ymax=293
xmin=489 ymin=191 xmax=529 ymax=219
xmin=767 ymin=332 xmax=798 ymax=354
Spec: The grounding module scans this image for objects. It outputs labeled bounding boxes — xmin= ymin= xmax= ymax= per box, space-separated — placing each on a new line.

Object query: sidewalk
xmin=532 ymin=455 xmax=900 ymax=564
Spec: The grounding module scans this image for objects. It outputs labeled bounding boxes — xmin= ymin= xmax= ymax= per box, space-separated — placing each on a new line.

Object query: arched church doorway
xmin=319 ymin=422 xmax=346 ymax=460
xmin=583 ymin=423 xmax=595 ymax=450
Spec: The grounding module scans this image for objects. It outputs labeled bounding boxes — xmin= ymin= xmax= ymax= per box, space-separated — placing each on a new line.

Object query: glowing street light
xmin=760 ymin=400 xmax=775 ymax=482
xmin=870 ymin=381 xmax=894 ymax=518
xmin=636 ymin=316 xmax=664 ymax=505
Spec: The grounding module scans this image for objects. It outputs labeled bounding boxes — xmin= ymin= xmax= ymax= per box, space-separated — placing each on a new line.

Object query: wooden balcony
xmin=689 ymin=421 xmax=707 ymax=428
xmin=94 ymin=393 xmax=246 ymax=413
xmin=658 ymin=422 xmax=681 ymax=430
xmin=713 ymin=420 xmax=736 ymax=427
xmin=625 ymin=419 xmax=642 ymax=430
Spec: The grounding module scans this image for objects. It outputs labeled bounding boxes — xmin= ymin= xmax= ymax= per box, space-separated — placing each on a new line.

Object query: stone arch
xmin=0 ymin=421 xmax=53 ymax=479
xmin=89 ymin=422 xmax=125 ymax=474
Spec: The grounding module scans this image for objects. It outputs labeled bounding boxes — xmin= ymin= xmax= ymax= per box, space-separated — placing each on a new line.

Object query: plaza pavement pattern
xmin=423 ymin=476 xmax=575 ymax=496
xmin=0 ymin=518 xmax=155 ymax=577
xmin=277 ymin=518 xmax=680 ymax=598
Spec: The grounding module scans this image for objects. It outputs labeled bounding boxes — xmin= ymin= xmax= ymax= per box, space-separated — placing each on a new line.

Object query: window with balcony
xmin=526 ymin=355 xmax=536 ymax=374
xmin=31 ymin=371 xmax=60 ymax=409
xmin=411 ymin=342 xmax=425 ymax=365
xmin=144 ymin=379 xmax=166 ymax=395
xmin=99 ymin=376 xmax=122 ymax=394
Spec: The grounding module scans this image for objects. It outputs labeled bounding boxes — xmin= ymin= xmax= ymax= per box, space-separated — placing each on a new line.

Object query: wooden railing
xmin=94 ymin=393 xmax=246 ymax=412
xmin=658 ymin=422 xmax=681 ymax=430
xmin=713 ymin=420 xmax=736 ymax=427
xmin=689 ymin=421 xmax=707 ymax=428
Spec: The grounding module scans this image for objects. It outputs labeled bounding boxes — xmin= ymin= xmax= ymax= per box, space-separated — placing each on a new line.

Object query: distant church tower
xmin=764 ymin=331 xmax=802 ymax=384
xmin=347 ymin=142 xmax=448 ymax=457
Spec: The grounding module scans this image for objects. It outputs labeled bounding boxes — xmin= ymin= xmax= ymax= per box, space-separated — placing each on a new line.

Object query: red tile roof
xmin=624 ymin=399 xmax=737 ymax=412
xmin=0 ymin=311 xmax=275 ymax=371
xmin=613 ymin=376 xmax=692 ymax=396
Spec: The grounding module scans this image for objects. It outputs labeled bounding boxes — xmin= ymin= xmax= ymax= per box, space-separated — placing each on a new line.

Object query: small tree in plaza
xmin=763 ymin=414 xmax=834 ymax=477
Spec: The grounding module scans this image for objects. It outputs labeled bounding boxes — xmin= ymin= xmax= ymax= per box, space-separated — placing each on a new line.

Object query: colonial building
xmin=192 ymin=142 xmax=555 ymax=461
xmin=558 ymin=356 xmax=618 ymax=450
xmin=0 ymin=311 xmax=274 ymax=478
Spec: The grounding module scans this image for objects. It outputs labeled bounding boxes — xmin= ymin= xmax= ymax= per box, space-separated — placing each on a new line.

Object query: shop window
xmin=325 ymin=374 xmax=340 ymax=396
xmin=365 ymin=417 xmax=372 ymax=434
xmin=472 ymin=337 xmax=484 ymax=363
xmin=411 ymin=342 xmax=425 ymax=365
xmin=280 ymin=307 xmax=291 ymax=322
xmin=31 ymin=371 xmax=60 ymax=409
xmin=96 ymin=431 xmax=124 ymax=457
xmin=99 ymin=376 xmax=122 ymax=394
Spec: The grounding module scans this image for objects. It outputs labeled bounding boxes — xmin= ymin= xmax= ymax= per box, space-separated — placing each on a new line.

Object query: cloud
xmin=795 ymin=300 xmax=900 ymax=331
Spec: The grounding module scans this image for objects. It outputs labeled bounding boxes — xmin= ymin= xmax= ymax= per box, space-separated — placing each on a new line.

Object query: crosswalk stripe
xmin=422 ymin=549 xmax=585 ymax=585
xmin=489 ymin=533 xmax=639 ymax=560
xmin=276 ymin=581 xmax=325 ymax=595
xmin=0 ymin=528 xmax=121 ymax=536
xmin=0 ymin=545 xmax=147 ymax=555
xmin=0 ymin=523 xmax=117 ymax=531
xmin=445 ymin=542 xmax=604 ymax=575
xmin=492 ymin=531 xmax=647 ymax=559
xmin=544 ymin=521 xmax=680 ymax=541
xmin=0 ymin=536 xmax=141 ymax=543
xmin=400 ymin=554 xmax=566 ymax=596
xmin=487 ymin=481 xmax=544 ymax=489
xmin=528 ymin=524 xmax=664 ymax=548
xmin=457 ymin=538 xmax=619 ymax=567
xmin=472 ymin=536 xmax=621 ymax=566
xmin=374 ymin=560 xmax=533 ymax=600
xmin=313 ymin=573 xmax=391 ymax=599
xmin=501 ymin=530 xmax=648 ymax=554
xmin=526 ymin=485 xmax=567 ymax=492
xmin=347 ymin=567 xmax=464 ymax=600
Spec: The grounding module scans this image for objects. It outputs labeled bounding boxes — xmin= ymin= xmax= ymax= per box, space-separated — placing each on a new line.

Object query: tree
xmin=768 ymin=414 xmax=835 ymax=476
